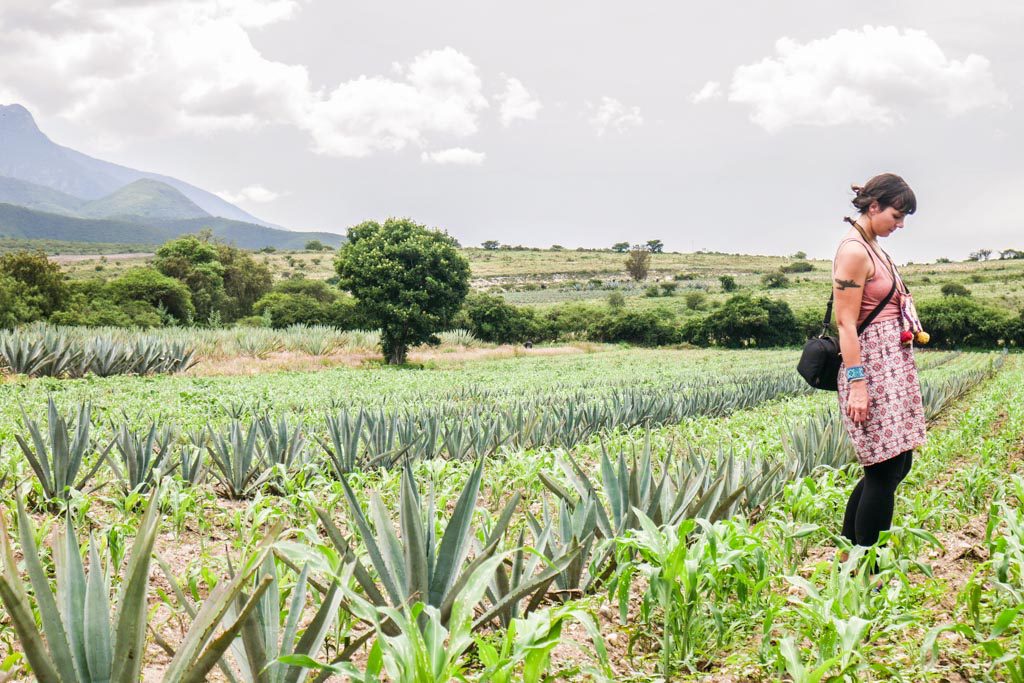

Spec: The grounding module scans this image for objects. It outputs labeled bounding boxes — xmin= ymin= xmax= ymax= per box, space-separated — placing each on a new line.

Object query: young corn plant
xmin=0 ymin=485 xmax=282 ymax=682
xmin=15 ymin=398 xmax=113 ymax=503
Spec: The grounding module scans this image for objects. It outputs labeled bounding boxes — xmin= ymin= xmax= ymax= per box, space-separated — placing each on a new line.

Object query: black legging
xmin=842 ymin=450 xmax=914 ymax=547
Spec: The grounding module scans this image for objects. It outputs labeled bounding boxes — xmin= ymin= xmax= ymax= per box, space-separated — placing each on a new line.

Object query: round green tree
xmin=334 ymin=218 xmax=470 ymax=364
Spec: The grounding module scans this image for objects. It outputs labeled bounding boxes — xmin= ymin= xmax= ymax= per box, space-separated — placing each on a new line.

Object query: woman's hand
xmin=847 ymin=381 xmax=869 ymax=425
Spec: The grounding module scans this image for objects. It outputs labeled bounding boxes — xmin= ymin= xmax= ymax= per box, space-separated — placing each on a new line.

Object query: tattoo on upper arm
xmin=834 ymin=278 xmax=861 ymax=291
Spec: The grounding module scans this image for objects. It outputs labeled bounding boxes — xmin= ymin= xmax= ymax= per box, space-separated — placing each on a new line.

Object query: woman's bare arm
xmin=833 ymin=243 xmax=872 ymax=368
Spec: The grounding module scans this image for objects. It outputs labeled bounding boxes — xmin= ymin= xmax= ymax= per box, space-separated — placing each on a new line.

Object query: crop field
xmin=1 ymin=340 xmax=1022 ymax=682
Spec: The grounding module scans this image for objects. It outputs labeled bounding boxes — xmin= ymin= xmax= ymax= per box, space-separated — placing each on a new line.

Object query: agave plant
xmin=318 ymin=409 xmax=365 ymax=476
xmin=86 ymin=337 xmax=130 ymax=377
xmin=109 ymin=422 xmax=177 ymax=493
xmin=523 ymin=497 xmax=598 ymax=598
xmin=207 ymin=420 xmax=273 ymax=499
xmin=258 ymin=413 xmax=308 ymax=470
xmin=0 ymin=486 xmax=283 ymax=682
xmin=177 ymin=444 xmax=206 ymax=486
xmin=0 ymin=331 xmax=51 ymax=376
xmin=14 ymin=398 xmax=113 ymax=502
xmin=228 ymin=558 xmax=343 ymax=683
xmin=314 ymin=461 xmax=565 ymax=656
xmin=782 ymin=409 xmax=855 ymax=475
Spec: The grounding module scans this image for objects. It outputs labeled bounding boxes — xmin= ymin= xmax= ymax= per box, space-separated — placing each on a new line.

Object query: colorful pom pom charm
xmin=900 ymin=330 xmax=914 ymax=345
xmin=915 ymin=331 xmax=930 ymax=345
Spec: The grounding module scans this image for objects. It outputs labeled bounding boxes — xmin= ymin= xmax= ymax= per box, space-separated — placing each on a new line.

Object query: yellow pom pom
xmin=915 ymin=331 xmax=930 ymax=345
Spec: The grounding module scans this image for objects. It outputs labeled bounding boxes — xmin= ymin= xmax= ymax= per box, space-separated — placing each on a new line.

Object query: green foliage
xmin=918 ymin=296 xmax=1012 ymax=348
xmin=589 ymin=308 xmax=681 ymax=346
xmin=217 ymin=242 xmax=273 ymax=321
xmin=305 ymin=239 xmax=325 ymax=251
xmin=0 ymin=273 xmax=32 ymax=329
xmin=334 ymin=218 xmax=471 ymax=364
xmin=660 ymin=282 xmax=678 ymax=296
xmin=941 ymin=282 xmax=972 ymax=297
xmin=482 ymin=240 xmax=501 ymax=250
xmin=646 ymin=239 xmax=665 ymax=253
xmin=611 ymin=241 xmax=630 ymax=253
xmin=762 ymin=270 xmax=790 ymax=289
xmin=694 ymin=293 xmax=802 ymax=347
xmin=0 ymin=248 xmax=69 ymax=318
xmin=254 ymin=280 xmax=359 ymax=329
xmin=644 ymin=285 xmax=660 ymax=298
xmin=625 ymin=246 xmax=651 ymax=281
xmin=781 ymin=260 xmax=814 ymax=273
xmin=607 ymin=291 xmax=626 ymax=310
xmin=719 ymin=274 xmax=737 ymax=292
xmin=684 ymin=291 xmax=707 ymax=310
xmin=105 ymin=267 xmax=195 ymax=323
xmin=453 ymin=292 xmax=542 ymax=344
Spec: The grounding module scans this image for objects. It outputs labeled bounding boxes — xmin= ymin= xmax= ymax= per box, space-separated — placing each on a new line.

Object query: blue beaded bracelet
xmin=846 ymin=365 xmax=866 ymax=382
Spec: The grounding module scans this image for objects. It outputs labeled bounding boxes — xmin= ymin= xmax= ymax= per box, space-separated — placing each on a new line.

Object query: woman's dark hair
xmin=851 ymin=173 xmax=916 ymax=215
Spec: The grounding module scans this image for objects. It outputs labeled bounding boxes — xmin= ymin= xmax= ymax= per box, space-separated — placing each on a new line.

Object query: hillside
xmin=77 ymin=179 xmax=210 ymax=220
xmin=0 ymin=203 xmax=345 ymax=250
xmin=0 ymin=103 xmax=276 ymax=227
xmin=0 ymin=175 xmax=86 ymax=216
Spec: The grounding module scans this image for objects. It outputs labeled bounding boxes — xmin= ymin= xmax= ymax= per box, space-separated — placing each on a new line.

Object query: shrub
xmin=305 ymin=239 xmax=325 ymax=251
xmin=0 ymin=274 xmax=31 ymax=329
xmin=695 ymin=294 xmax=802 ymax=348
xmin=762 ymin=271 xmax=790 ymax=289
xmin=541 ymin=303 xmax=594 ymax=341
xmin=684 ymin=291 xmax=707 ymax=310
xmin=589 ymin=308 xmax=680 ymax=345
xmin=719 ymin=275 xmax=737 ymax=292
xmin=940 ymin=282 xmax=971 ymax=297
xmin=106 ymin=267 xmax=194 ymax=323
xmin=625 ymin=246 xmax=651 ymax=281
xmin=660 ymin=282 xmax=678 ymax=296
xmin=673 ymin=272 xmax=696 ymax=281
xmin=644 ymin=285 xmax=661 ymax=297
xmin=781 ymin=260 xmax=813 ymax=273
xmin=917 ymin=296 xmax=1012 ymax=348
xmin=453 ymin=292 xmax=542 ymax=344
xmin=607 ymin=291 xmax=626 ymax=310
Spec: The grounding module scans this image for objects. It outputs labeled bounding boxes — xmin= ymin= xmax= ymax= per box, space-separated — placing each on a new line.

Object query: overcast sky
xmin=1 ymin=0 xmax=1021 ymax=262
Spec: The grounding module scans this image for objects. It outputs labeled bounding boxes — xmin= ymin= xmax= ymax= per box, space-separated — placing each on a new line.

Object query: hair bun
xmin=851 ymin=184 xmax=865 ymax=196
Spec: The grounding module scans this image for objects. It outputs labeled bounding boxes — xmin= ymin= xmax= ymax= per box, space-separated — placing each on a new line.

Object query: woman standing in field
xmin=832 ymin=173 xmax=926 ymax=559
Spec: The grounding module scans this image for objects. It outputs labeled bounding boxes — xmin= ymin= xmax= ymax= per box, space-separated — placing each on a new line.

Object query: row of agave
xmin=0 ymin=329 xmax=197 ymax=378
xmin=9 ymin=371 xmax=812 ymax=503
xmin=4 ymin=323 xmax=483 ymax=362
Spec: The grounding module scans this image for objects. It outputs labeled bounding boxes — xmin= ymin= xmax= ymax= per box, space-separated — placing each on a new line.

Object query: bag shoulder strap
xmin=821 ymin=224 xmax=900 ymax=337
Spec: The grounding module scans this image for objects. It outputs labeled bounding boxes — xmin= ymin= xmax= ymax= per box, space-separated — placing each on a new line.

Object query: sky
xmin=0 ymin=0 xmax=1021 ymax=263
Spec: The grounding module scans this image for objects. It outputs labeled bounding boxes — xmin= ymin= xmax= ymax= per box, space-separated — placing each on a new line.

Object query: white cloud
xmin=0 ymin=2 xmax=492 ymax=158
xmin=727 ymin=25 xmax=1009 ymax=133
xmin=690 ymin=81 xmax=722 ymax=103
xmin=420 ymin=147 xmax=486 ymax=165
xmin=495 ymin=75 xmax=541 ymax=126
xmin=216 ymin=184 xmax=283 ymax=204
xmin=586 ymin=96 xmax=643 ymax=136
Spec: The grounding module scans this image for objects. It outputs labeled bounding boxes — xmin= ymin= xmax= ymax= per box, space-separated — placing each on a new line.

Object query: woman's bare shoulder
xmin=833 ymin=239 xmax=871 ymax=276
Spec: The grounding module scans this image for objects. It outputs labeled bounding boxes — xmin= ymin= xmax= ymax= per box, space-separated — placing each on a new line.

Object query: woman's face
xmin=870 ymin=203 xmax=907 ymax=238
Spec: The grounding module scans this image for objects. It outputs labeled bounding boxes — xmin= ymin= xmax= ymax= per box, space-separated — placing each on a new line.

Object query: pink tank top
xmin=833 ymin=233 xmax=904 ymax=327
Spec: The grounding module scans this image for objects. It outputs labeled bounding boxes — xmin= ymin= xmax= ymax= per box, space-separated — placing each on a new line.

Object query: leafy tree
xmin=660 ymin=282 xmax=678 ymax=296
xmin=695 ymin=294 xmax=801 ymax=348
xmin=625 ymin=245 xmax=651 ymax=281
xmin=607 ymin=291 xmax=626 ymax=310
xmin=611 ymin=242 xmax=630 ymax=253
xmin=719 ymin=275 xmax=737 ymax=292
xmin=935 ymin=257 xmax=951 ymax=264
xmin=153 ymin=235 xmax=225 ymax=323
xmin=590 ymin=307 xmax=680 ymax=345
xmin=646 ymin=239 xmax=664 ymax=254
xmin=940 ymin=282 xmax=971 ymax=298
xmin=967 ymin=249 xmax=992 ymax=261
xmin=792 ymin=251 xmax=807 ymax=259
xmin=0 ymin=274 xmax=31 ymax=329
xmin=551 ymin=244 xmax=565 ymax=251
xmin=216 ymin=244 xmax=273 ymax=321
xmin=305 ymin=240 xmax=325 ymax=251
xmin=334 ymin=217 xmax=471 ymax=364
xmin=0 ymin=249 xmax=68 ymax=318
xmin=452 ymin=292 xmax=541 ymax=344
xmin=481 ymin=240 xmax=501 ymax=250
xmin=762 ymin=271 xmax=790 ymax=288
xmin=105 ymin=267 xmax=194 ymax=323
xmin=1000 ymin=249 xmax=1024 ymax=260
xmin=684 ymin=291 xmax=707 ymax=310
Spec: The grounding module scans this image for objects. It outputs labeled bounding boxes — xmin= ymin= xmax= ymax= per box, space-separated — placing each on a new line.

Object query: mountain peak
xmin=0 ymin=103 xmax=45 ymax=138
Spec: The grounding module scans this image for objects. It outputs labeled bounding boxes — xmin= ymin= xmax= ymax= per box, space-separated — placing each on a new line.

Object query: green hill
xmin=0 ymin=175 xmax=86 ymax=216
xmin=78 ymin=179 xmax=210 ymax=220
xmin=0 ymin=203 xmax=345 ymax=250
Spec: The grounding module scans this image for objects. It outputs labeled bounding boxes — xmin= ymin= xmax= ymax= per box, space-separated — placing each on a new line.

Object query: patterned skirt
xmin=837 ymin=318 xmax=927 ymax=466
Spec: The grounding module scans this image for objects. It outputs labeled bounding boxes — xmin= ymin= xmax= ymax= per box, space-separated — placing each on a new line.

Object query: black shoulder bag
xmin=797 ymin=275 xmax=897 ymax=391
